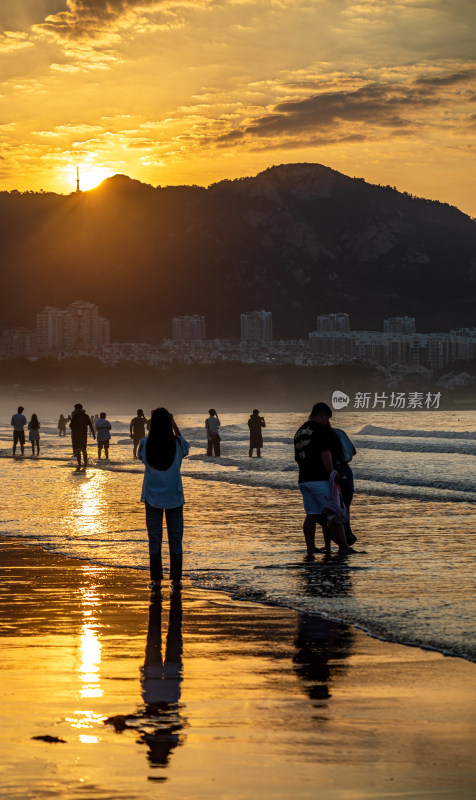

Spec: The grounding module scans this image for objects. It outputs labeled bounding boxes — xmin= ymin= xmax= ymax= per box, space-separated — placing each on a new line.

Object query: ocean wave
xmin=181 ymin=468 xmax=294 ymax=491
xmin=356 ymin=479 xmax=476 ymax=504
xmin=354 ymin=437 xmax=476 ymax=455
xmin=183 ymin=430 xmax=293 ymax=446
xmin=3 ymin=449 xmax=472 ymax=501
xmin=358 ymin=425 xmax=476 ymax=440
xmin=180 ymin=467 xmax=476 ymax=502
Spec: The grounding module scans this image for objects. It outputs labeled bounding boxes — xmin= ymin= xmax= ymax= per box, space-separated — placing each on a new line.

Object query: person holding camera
xmin=248 ymin=409 xmax=266 ymax=457
xmin=139 ymin=408 xmax=189 ymax=590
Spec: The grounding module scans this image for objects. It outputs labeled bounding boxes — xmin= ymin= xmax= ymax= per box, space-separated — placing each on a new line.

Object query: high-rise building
xmin=36 ymin=307 xmax=67 ymax=351
xmin=35 ymin=301 xmax=110 ymax=352
xmin=315 ymin=313 xmax=350 ymax=333
xmin=172 ymin=315 xmax=206 ymax=341
xmin=383 ymin=316 xmax=416 ymax=334
xmin=241 ymin=310 xmax=273 ymax=344
xmin=67 ymin=300 xmax=110 ymax=350
xmin=0 ymin=327 xmax=34 ymax=359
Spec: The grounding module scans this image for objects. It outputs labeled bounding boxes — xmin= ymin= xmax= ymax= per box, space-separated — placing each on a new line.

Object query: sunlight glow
xmin=69 ymin=473 xmax=107 ymax=538
xmin=76 ymin=582 xmax=103 ymax=699
xmin=79 ymin=623 xmax=102 ymax=698
xmin=66 ymin=711 xmax=105 ymax=730
xmin=76 ymin=166 xmax=113 ymax=191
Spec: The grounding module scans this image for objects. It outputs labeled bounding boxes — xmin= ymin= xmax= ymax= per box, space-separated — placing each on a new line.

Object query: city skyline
xmin=0 ymin=2 xmax=475 ymax=216
xmin=2 ymin=301 xmax=475 ymax=373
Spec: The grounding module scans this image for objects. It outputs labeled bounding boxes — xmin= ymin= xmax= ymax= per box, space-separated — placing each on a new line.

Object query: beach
xmin=1 ymin=410 xmax=475 ymax=660
xmin=1 ymin=537 xmax=476 ymax=800
xmin=1 ymin=408 xmax=476 ymax=797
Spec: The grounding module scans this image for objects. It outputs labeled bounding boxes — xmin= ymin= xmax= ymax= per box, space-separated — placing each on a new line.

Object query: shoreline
xmin=1 ymin=536 xmax=476 ymax=799
xmin=3 ymin=525 xmax=475 ymax=666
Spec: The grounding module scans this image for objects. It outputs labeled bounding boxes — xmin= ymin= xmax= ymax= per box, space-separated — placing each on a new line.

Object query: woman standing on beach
xmin=138 ymin=408 xmax=189 ymax=590
xmin=28 ymin=414 xmax=40 ymax=456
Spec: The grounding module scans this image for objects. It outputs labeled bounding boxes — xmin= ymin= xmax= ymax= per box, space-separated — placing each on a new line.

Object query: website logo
xmin=332 ymin=390 xmax=350 ymax=410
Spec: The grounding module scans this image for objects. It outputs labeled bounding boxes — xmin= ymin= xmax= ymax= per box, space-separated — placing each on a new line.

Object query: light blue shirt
xmin=138 ymin=435 xmax=189 ymax=509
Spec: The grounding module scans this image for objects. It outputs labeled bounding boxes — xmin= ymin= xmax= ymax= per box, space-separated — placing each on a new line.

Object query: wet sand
xmin=1 ymin=537 xmax=476 ymax=800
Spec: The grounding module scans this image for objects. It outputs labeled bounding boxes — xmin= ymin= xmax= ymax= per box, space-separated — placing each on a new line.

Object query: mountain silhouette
xmin=1 ymin=163 xmax=474 ymax=341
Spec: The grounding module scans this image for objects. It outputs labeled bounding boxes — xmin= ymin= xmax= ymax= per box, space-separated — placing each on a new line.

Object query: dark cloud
xmin=217 ymin=73 xmax=475 ymax=146
xmin=34 ymin=0 xmax=171 ymax=40
xmin=246 ymin=132 xmax=368 ymax=153
xmin=414 ymin=70 xmax=476 ymax=88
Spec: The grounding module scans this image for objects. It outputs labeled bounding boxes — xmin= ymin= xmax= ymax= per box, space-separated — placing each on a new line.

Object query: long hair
xmin=146 ymin=407 xmax=177 ymax=471
xmin=30 ymin=414 xmax=39 ymax=430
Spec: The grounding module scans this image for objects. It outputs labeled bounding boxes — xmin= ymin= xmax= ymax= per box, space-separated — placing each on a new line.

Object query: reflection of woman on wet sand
xmin=104 ymin=593 xmax=184 ymax=771
xmin=140 ymin=592 xmax=184 ymax=766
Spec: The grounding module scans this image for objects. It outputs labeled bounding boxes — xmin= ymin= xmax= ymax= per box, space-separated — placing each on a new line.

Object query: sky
xmin=0 ymin=0 xmax=475 ymax=215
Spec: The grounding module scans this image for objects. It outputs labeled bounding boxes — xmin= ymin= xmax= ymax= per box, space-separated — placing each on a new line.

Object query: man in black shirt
xmin=130 ymin=409 xmax=148 ymax=458
xmin=294 ymin=402 xmax=352 ymax=556
xmin=70 ymin=403 xmax=95 ymax=471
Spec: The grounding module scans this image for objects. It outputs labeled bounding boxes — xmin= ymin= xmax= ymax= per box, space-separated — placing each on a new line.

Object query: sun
xmin=77 ymin=166 xmax=113 ymax=191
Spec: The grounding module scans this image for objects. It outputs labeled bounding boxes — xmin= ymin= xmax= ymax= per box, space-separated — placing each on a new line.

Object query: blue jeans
xmin=145 ymin=503 xmax=183 ymax=581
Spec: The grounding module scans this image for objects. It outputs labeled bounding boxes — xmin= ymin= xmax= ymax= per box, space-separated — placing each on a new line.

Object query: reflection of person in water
xmin=293 ymin=612 xmax=353 ymax=702
xmin=299 ymin=554 xmax=353 ymax=598
xmin=140 ymin=592 xmax=184 ymax=767
xmin=104 ymin=593 xmax=185 ymax=773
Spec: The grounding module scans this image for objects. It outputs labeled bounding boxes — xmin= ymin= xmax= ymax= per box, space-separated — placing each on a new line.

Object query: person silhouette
xmin=130 ymin=409 xmax=148 ymax=459
xmin=58 ymin=414 xmax=68 ymax=436
xmin=294 ymin=402 xmax=353 ymax=556
xmin=95 ymin=412 xmax=112 ymax=459
xmin=11 ymin=405 xmax=27 ymax=456
xmin=205 ymin=409 xmax=221 ymax=457
xmin=138 ymin=409 xmax=189 ymax=589
xmin=325 ymin=426 xmax=358 ymax=547
xmin=248 ymin=409 xmax=266 ymax=457
xmin=28 ymin=413 xmax=40 ymax=456
xmin=69 ymin=403 xmax=95 ymax=471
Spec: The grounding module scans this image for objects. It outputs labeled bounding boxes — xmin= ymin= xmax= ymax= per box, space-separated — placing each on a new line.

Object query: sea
xmin=1 ymin=409 xmax=475 ymax=662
